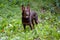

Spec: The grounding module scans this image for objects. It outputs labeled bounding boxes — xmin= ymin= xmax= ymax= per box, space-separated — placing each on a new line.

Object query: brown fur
xmin=22 ymin=4 xmax=38 ymax=30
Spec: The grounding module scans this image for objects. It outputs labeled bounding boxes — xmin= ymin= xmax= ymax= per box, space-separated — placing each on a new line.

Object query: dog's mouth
xmin=26 ymin=16 xmax=29 ymax=18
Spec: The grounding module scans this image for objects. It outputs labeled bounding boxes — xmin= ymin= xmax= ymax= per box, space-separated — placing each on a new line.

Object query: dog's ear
xmin=27 ymin=4 xmax=30 ymax=11
xmin=21 ymin=5 xmax=25 ymax=11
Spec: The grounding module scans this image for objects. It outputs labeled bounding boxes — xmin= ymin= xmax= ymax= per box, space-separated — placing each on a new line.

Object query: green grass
xmin=0 ymin=1 xmax=60 ymax=40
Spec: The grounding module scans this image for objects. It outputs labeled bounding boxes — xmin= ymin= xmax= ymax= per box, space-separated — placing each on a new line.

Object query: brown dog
xmin=22 ymin=4 xmax=38 ymax=30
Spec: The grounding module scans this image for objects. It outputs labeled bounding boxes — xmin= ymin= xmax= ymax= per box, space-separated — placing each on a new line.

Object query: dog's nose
xmin=26 ymin=12 xmax=29 ymax=15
